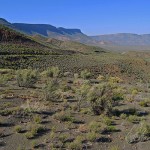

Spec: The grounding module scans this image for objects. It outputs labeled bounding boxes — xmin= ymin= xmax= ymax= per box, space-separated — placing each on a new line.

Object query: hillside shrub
xmin=87 ymin=83 xmax=115 ymax=115
xmin=16 ymin=69 xmax=38 ymax=88
xmin=126 ymin=121 xmax=150 ymax=143
xmin=80 ymin=69 xmax=91 ymax=79
xmin=43 ymin=79 xmax=59 ymax=101
xmin=45 ymin=66 xmax=60 ymax=78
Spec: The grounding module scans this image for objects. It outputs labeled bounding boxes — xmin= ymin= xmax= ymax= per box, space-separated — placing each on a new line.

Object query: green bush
xmin=58 ymin=133 xmax=68 ymax=142
xmin=67 ymin=140 xmax=82 ymax=150
xmin=74 ymin=81 xmax=90 ymax=111
xmin=0 ymin=74 xmax=11 ymax=86
xmin=33 ymin=115 xmax=42 ymax=124
xmin=86 ymin=131 xmax=98 ymax=142
xmin=25 ymin=124 xmax=45 ymax=139
xmin=16 ymin=69 xmax=38 ymax=88
xmin=139 ymin=99 xmax=149 ymax=107
xmin=128 ymin=115 xmax=140 ymax=123
xmin=43 ymin=79 xmax=59 ymax=101
xmin=45 ymin=66 xmax=60 ymax=78
xmin=80 ymin=69 xmax=91 ymax=79
xmin=102 ymin=117 xmax=112 ymax=126
xmin=126 ymin=121 xmax=150 ymax=143
xmin=87 ymin=83 xmax=115 ymax=115
xmin=106 ymin=126 xmax=117 ymax=132
xmin=88 ymin=121 xmax=102 ymax=133
xmin=25 ymin=132 xmax=34 ymax=139
xmin=109 ymin=145 xmax=120 ymax=150
xmin=54 ymin=111 xmax=75 ymax=122
xmin=14 ymin=125 xmax=22 ymax=133
xmin=120 ymin=113 xmax=127 ymax=119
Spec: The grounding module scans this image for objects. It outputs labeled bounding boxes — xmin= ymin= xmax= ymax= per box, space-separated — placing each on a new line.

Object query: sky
xmin=0 ymin=0 xmax=150 ymax=35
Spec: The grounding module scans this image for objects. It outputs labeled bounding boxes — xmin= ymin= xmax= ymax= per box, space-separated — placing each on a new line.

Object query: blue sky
xmin=0 ymin=0 xmax=150 ymax=35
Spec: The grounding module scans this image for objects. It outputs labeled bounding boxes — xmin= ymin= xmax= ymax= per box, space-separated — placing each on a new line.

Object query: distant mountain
xmin=0 ymin=18 xmax=12 ymax=26
xmin=0 ymin=18 xmax=98 ymax=46
xmin=91 ymin=33 xmax=150 ymax=46
xmin=13 ymin=23 xmax=99 ymax=45
xmin=1 ymin=18 xmax=150 ymax=48
xmin=0 ymin=23 xmax=106 ymax=55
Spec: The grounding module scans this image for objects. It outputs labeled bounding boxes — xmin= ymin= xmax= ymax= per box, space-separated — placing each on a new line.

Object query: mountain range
xmin=1 ymin=18 xmax=150 ymax=48
xmin=0 ymin=21 xmax=105 ymax=55
xmin=91 ymin=33 xmax=150 ymax=46
xmin=0 ymin=18 xmax=98 ymax=46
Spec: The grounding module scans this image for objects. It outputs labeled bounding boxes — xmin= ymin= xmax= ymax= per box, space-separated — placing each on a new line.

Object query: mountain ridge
xmin=1 ymin=18 xmax=150 ymax=48
xmin=91 ymin=33 xmax=150 ymax=46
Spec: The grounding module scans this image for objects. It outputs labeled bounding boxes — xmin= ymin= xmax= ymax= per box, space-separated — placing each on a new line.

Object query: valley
xmin=0 ymin=18 xmax=150 ymax=150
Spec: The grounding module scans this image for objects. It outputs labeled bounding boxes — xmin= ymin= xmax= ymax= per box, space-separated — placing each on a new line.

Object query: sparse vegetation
xmin=126 ymin=121 xmax=150 ymax=143
xmin=80 ymin=69 xmax=91 ymax=79
xmin=14 ymin=125 xmax=22 ymax=133
xmin=16 ymin=69 xmax=38 ymax=88
xmin=45 ymin=66 xmax=60 ymax=78
xmin=0 ymin=13 xmax=150 ymax=150
xmin=86 ymin=131 xmax=99 ymax=142
xmin=87 ymin=83 xmax=115 ymax=115
xmin=139 ymin=99 xmax=149 ymax=107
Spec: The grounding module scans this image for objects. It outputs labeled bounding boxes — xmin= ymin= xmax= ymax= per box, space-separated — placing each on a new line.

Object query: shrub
xmin=14 ymin=125 xmax=22 ymax=133
xmin=16 ymin=69 xmax=38 ymax=88
xmin=25 ymin=124 xmax=45 ymax=139
xmin=112 ymin=87 xmax=124 ymax=102
xmin=31 ymin=125 xmax=45 ymax=135
xmin=120 ymin=113 xmax=127 ymax=119
xmin=137 ymin=121 xmax=150 ymax=136
xmin=126 ymin=121 xmax=150 ymax=143
xmin=33 ymin=115 xmax=42 ymax=124
xmin=0 ymin=74 xmax=10 ymax=86
xmin=139 ymin=100 xmax=149 ymax=107
xmin=54 ymin=111 xmax=75 ymax=122
xmin=102 ymin=117 xmax=112 ymax=126
xmin=25 ymin=132 xmax=34 ymax=139
xmin=59 ymin=133 xmax=68 ymax=142
xmin=88 ymin=121 xmax=102 ymax=133
xmin=63 ymin=72 xmax=71 ymax=77
xmin=75 ymin=135 xmax=85 ymax=143
xmin=43 ymin=79 xmax=59 ymax=101
xmin=131 ymin=89 xmax=138 ymax=95
xmin=67 ymin=135 xmax=84 ymax=150
xmin=74 ymin=73 xmax=79 ymax=80
xmin=86 ymin=131 xmax=98 ymax=142
xmin=87 ymin=83 xmax=115 ymax=115
xmin=67 ymin=140 xmax=82 ymax=150
xmin=45 ymin=66 xmax=60 ymax=78
xmin=50 ymin=131 xmax=55 ymax=140
xmin=109 ymin=145 xmax=120 ymax=150
xmin=80 ymin=69 xmax=91 ymax=79
xmin=106 ymin=126 xmax=117 ymax=132
xmin=109 ymin=77 xmax=123 ymax=83
xmin=74 ymin=81 xmax=90 ymax=111
xmin=128 ymin=115 xmax=140 ymax=123
xmin=97 ymin=75 xmax=105 ymax=81
xmin=31 ymin=140 xmax=38 ymax=149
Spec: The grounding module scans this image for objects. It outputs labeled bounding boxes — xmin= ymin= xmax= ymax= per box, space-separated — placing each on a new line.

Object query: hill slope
xmin=0 ymin=25 xmax=76 ymax=55
xmin=32 ymin=35 xmax=106 ymax=54
xmin=91 ymin=33 xmax=150 ymax=46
